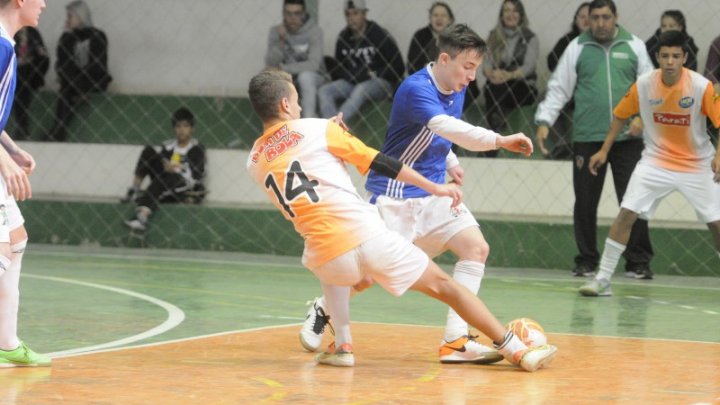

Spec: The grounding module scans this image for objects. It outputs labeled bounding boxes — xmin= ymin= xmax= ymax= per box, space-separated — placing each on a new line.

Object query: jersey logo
xmin=611 ymin=52 xmax=629 ymax=59
xmin=648 ymin=98 xmax=663 ymax=106
xmin=653 ymin=112 xmax=690 ymax=126
xmin=251 ymin=125 xmax=305 ymax=163
xmin=678 ymin=97 xmax=694 ymax=108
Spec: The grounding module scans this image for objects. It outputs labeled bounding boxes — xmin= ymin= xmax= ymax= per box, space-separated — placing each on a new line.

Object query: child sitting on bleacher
xmin=122 ymin=107 xmax=206 ymax=232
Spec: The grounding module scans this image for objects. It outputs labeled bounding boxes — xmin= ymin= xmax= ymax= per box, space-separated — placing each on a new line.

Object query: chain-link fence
xmin=10 ymin=0 xmax=720 ymax=275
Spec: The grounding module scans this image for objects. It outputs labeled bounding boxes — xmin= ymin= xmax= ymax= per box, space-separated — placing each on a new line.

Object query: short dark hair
xmin=437 ymin=24 xmax=486 ymax=59
xmin=284 ymin=0 xmax=305 ymax=8
xmin=588 ymin=0 xmax=616 ymax=16
xmin=248 ymin=70 xmax=293 ymax=122
xmin=661 ymin=10 xmax=687 ymax=34
xmin=657 ymin=30 xmax=688 ymax=54
xmin=172 ymin=107 xmax=195 ymax=127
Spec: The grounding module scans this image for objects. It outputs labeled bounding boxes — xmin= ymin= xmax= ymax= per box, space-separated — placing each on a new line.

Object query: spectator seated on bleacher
xmin=123 ymin=107 xmax=207 ymax=232
xmin=317 ymin=0 xmax=404 ymax=123
xmin=265 ymin=0 xmax=327 ymax=118
xmin=481 ymin=0 xmax=538 ymax=158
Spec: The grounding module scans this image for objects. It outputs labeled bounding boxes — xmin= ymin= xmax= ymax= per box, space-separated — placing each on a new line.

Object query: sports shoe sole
xmin=299 ymin=333 xmax=321 ymax=352
xmin=520 ymin=345 xmax=557 ymax=372
xmin=315 ymin=353 xmax=354 ymax=367
xmin=0 ymin=361 xmax=51 ymax=368
xmin=578 ymin=286 xmax=612 ymax=297
xmin=439 ymin=352 xmax=504 ymax=364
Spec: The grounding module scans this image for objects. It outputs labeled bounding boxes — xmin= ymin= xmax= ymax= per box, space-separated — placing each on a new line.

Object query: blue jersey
xmin=0 ymin=26 xmax=17 ymax=133
xmin=365 ymin=65 xmax=465 ymax=199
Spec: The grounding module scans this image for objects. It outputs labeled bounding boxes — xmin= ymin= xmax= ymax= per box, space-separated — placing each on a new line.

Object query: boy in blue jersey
xmin=301 ymin=24 xmax=534 ymax=364
xmin=0 ymin=0 xmax=50 ymax=367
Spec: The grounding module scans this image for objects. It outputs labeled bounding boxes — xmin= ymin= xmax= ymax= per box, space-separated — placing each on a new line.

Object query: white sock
xmin=0 ymin=251 xmax=23 ymax=350
xmin=136 ymin=207 xmax=151 ymax=223
xmin=444 ymin=260 xmax=484 ymax=342
xmin=596 ymin=238 xmax=626 ymax=281
xmin=320 ymin=284 xmax=352 ymax=347
xmin=494 ymin=331 xmax=528 ymax=364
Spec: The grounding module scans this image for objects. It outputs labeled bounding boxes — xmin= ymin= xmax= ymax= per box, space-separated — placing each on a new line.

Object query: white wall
xmin=36 ymin=0 xmax=720 ymax=97
xmin=21 ymin=142 xmax=697 ymax=225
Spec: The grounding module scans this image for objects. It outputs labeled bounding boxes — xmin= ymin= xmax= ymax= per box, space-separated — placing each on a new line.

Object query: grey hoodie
xmin=265 ymin=16 xmax=324 ymax=75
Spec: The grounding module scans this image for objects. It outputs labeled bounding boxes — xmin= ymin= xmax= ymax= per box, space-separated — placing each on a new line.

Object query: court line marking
xmin=47 ymin=319 xmax=719 ymax=361
xmin=23 ymin=251 xmax=720 ymax=355
xmin=22 ymin=274 xmax=186 ymax=358
xmin=28 ymin=249 xmax=720 ymax=292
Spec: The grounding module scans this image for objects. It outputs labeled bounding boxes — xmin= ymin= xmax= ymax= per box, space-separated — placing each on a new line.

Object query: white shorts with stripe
xmin=0 ymin=177 xmax=25 ymax=243
xmin=372 ymin=194 xmax=479 ymax=258
xmin=306 ymin=229 xmax=429 ymax=297
xmin=621 ymin=161 xmax=720 ymax=223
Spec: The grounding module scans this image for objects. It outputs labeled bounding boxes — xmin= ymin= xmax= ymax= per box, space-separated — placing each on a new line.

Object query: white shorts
xmin=373 ymin=194 xmax=479 ymax=258
xmin=308 ymin=229 xmax=429 ymax=297
xmin=621 ymin=161 xmax=720 ymax=223
xmin=0 ymin=178 xmax=25 ymax=243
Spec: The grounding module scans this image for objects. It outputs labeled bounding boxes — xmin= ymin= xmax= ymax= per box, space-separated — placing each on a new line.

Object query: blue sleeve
xmin=403 ymin=80 xmax=446 ymax=125
xmin=0 ymin=40 xmax=13 ymax=73
xmin=0 ymin=40 xmax=16 ymax=132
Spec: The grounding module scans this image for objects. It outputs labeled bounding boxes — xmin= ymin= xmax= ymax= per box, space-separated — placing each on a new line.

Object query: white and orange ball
xmin=507 ymin=317 xmax=548 ymax=347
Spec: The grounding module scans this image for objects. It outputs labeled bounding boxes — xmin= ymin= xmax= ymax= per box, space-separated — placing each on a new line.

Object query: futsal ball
xmin=507 ymin=317 xmax=547 ymax=347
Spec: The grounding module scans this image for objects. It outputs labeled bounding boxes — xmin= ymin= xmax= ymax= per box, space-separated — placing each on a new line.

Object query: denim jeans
xmin=318 ymin=77 xmax=393 ymax=121
xmin=295 ymin=70 xmax=327 ymax=118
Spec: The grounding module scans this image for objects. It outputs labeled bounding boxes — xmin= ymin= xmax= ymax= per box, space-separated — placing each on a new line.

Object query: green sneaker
xmin=0 ymin=341 xmax=52 ymax=367
xmin=579 ymin=278 xmax=613 ymax=297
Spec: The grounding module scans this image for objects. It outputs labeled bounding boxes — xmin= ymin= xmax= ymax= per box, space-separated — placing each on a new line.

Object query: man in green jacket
xmin=535 ymin=0 xmax=655 ymax=279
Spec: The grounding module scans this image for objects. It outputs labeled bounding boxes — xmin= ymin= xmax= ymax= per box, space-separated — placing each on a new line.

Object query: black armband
xmin=370 ymin=153 xmax=403 ymax=179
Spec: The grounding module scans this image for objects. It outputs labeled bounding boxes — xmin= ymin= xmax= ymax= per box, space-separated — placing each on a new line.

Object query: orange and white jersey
xmin=246 ymin=118 xmax=387 ymax=268
xmin=614 ymin=68 xmax=720 ymax=172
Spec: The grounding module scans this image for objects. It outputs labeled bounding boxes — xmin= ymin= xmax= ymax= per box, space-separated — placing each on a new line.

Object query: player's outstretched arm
xmin=427 ymin=115 xmax=532 ymax=156
xmin=370 ymin=152 xmax=462 ymax=207
xmin=396 ymin=164 xmax=462 ymax=207
xmin=496 ymin=133 xmax=533 ymax=156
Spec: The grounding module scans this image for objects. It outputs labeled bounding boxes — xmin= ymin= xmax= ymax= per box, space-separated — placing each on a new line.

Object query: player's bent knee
xmin=616 ymin=208 xmax=639 ymax=227
xmin=410 ymin=262 xmax=453 ymax=298
xmin=461 ymin=242 xmax=489 ymax=262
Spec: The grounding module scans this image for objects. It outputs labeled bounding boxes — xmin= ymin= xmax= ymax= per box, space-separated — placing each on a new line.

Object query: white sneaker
xmin=315 ymin=343 xmax=354 ymax=367
xmin=579 ymin=278 xmax=613 ymax=297
xmin=438 ymin=335 xmax=504 ymax=364
xmin=516 ymin=344 xmax=558 ymax=372
xmin=299 ymin=297 xmax=332 ymax=352
xmin=123 ymin=218 xmax=147 ymax=232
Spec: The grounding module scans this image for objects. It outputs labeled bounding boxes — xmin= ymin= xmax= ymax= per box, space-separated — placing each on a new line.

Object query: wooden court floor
xmin=0 ymin=246 xmax=718 ymax=404
xmin=3 ymin=324 xmax=719 ymax=404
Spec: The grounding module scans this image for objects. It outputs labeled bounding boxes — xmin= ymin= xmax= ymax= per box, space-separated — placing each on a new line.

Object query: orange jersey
xmin=246 ymin=118 xmax=386 ymax=268
xmin=614 ymin=68 xmax=720 ymax=172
